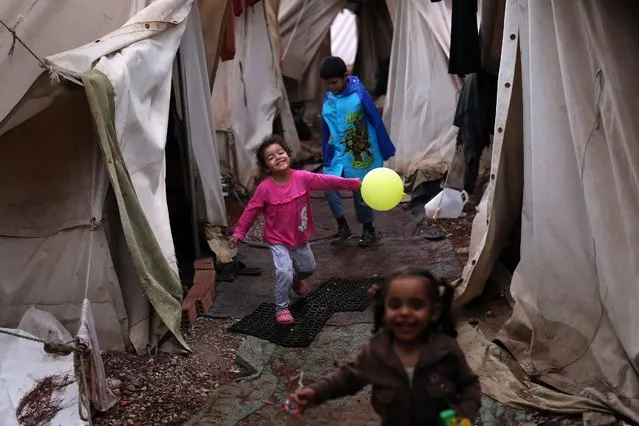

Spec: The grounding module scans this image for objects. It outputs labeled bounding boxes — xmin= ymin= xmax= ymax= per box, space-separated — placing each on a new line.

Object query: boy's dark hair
xmin=255 ymin=134 xmax=292 ymax=172
xmin=320 ymin=56 xmax=348 ymax=80
xmin=372 ymin=266 xmax=457 ymax=338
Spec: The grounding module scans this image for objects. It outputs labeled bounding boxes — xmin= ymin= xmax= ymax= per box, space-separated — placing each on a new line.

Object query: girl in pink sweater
xmin=229 ymin=135 xmax=361 ymax=325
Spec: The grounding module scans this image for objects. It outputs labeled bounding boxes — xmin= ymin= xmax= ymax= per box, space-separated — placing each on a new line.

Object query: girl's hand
xmin=289 ymin=387 xmax=316 ymax=412
xmin=229 ymin=236 xmax=240 ymax=249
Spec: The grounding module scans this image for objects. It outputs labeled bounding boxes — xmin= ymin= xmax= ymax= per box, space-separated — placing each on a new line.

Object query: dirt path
xmin=95 ymin=183 xmax=587 ymax=426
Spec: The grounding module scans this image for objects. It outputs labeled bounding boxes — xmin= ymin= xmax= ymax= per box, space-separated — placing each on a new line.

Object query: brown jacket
xmin=309 ymin=330 xmax=481 ymax=426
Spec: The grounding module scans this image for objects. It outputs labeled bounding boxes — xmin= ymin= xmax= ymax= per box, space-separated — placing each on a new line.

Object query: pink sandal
xmin=276 ymin=309 xmax=295 ymax=325
xmin=292 ymin=280 xmax=309 ymax=296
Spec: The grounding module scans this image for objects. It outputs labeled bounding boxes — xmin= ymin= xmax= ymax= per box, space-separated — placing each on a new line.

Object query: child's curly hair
xmin=255 ymin=134 xmax=293 ymax=173
xmin=371 ymin=266 xmax=457 ymax=338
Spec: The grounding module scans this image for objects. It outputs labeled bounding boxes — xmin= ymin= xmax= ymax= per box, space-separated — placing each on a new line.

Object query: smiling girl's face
xmin=384 ymin=276 xmax=440 ymax=344
xmin=263 ymin=143 xmax=291 ymax=173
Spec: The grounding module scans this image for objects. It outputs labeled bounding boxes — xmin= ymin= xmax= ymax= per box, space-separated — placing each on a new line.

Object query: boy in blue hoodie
xmin=320 ymin=56 xmax=396 ymax=247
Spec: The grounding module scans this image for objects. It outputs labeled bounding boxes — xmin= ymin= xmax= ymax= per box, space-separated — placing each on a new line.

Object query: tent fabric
xmin=278 ymin=0 xmax=346 ymax=81
xmin=385 ymin=0 xmax=397 ymax=23
xmin=0 ymin=1 xmax=141 ymax=127
xmin=353 ymin=0 xmax=394 ymax=92
xmin=83 ymin=69 xmax=188 ymax=352
xmin=278 ymin=0 xmax=343 ymax=105
xmin=179 ymin=5 xmax=227 ymax=229
xmin=178 ymin=5 xmax=234 ymax=264
xmin=330 ymin=9 xmax=357 ymax=69
xmin=197 ymin=0 xmax=233 ymax=87
xmin=0 ymin=89 xmax=128 ymax=351
xmin=459 ymin=0 xmax=639 ymax=420
xmin=480 ymin=0 xmax=506 ymax=76
xmin=0 ymin=0 xmax=197 ymax=352
xmin=76 ymin=298 xmax=119 ymax=412
xmin=382 ymin=0 xmax=461 ymax=178
xmin=212 ymin=0 xmax=299 ymax=190
xmin=264 ymin=0 xmax=283 ymax=65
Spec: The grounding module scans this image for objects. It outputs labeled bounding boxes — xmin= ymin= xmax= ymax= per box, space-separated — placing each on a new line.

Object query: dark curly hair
xmin=372 ymin=266 xmax=457 ymax=338
xmin=255 ymin=134 xmax=293 ymax=173
xmin=320 ymin=56 xmax=348 ymax=80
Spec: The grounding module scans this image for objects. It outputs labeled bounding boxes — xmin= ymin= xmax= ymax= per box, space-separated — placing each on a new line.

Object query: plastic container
xmin=424 ymin=188 xmax=469 ymax=219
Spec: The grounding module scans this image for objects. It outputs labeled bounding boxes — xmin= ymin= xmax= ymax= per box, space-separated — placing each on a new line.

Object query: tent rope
xmin=84 ymin=219 xmax=97 ymax=298
xmin=0 ymin=17 xmax=61 ymax=83
xmin=0 ymin=218 xmax=99 ymax=423
xmin=73 ymin=219 xmax=98 ymax=425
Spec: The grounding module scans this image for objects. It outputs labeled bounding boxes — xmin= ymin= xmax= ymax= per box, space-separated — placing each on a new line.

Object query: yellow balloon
xmin=361 ymin=167 xmax=405 ymax=211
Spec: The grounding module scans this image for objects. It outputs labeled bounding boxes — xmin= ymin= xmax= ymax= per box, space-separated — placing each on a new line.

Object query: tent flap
xmin=82 ymin=69 xmax=188 ymax=352
xmin=382 ymin=0 xmax=460 ymax=178
xmin=213 ymin=1 xmax=299 ymax=190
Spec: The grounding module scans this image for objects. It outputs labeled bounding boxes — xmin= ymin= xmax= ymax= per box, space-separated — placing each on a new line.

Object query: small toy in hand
xmin=283 ymin=371 xmax=304 ymax=416
xmin=439 ymin=409 xmax=472 ymax=426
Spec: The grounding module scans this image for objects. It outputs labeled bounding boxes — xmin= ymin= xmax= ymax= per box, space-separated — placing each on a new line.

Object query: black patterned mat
xmin=227 ymin=277 xmax=382 ymax=347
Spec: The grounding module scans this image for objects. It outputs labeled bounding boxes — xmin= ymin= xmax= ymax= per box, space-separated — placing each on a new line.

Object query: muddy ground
xmin=94 ymin=179 xmax=587 ymax=426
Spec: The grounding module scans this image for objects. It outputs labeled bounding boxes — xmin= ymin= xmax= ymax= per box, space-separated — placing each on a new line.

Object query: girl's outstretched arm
xmin=232 ymin=186 xmax=265 ymax=241
xmin=299 ymin=170 xmax=361 ymax=192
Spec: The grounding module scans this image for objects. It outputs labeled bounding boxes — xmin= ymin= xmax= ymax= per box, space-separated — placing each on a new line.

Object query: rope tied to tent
xmin=0 ymin=217 xmax=101 ymax=424
xmin=0 ymin=328 xmax=80 ymax=355
xmin=0 ymin=17 xmax=61 ymax=84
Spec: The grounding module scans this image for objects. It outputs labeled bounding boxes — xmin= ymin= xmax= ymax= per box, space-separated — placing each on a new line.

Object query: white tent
xmin=278 ymin=0 xmax=393 ymax=103
xmin=278 ymin=0 xmax=461 ymax=179
xmin=278 ymin=0 xmax=346 ymax=85
xmin=382 ymin=0 xmax=461 ymax=178
xmin=0 ymin=0 xmax=229 ymax=353
xmin=458 ymin=0 xmax=639 ymax=420
xmin=212 ymin=0 xmax=299 ymax=190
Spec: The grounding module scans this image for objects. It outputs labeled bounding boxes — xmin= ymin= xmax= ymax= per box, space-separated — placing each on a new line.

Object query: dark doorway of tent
xmin=165 ymin=77 xmax=214 ymax=297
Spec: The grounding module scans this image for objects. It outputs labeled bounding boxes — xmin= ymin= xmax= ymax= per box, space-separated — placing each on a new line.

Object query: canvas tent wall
xmin=382 ymin=0 xmax=462 ymax=178
xmin=0 ymin=0 xmax=227 ymax=353
xmin=457 ymin=0 xmax=639 ymax=421
xmin=278 ymin=0 xmax=461 ymax=180
xmin=278 ymin=0 xmax=393 ymax=103
xmin=212 ymin=0 xmax=299 ymax=190
xmin=178 ymin=1 xmax=235 ymax=264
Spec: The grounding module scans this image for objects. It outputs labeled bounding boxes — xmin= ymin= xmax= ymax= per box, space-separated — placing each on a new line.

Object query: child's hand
xmin=229 ymin=236 xmax=240 ymax=249
xmin=289 ymin=387 xmax=316 ymax=412
xmin=353 ymin=179 xmax=362 ymax=190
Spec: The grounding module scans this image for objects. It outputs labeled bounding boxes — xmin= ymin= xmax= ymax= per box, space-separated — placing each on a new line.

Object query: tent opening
xmin=165 ymin=86 xmax=201 ymax=295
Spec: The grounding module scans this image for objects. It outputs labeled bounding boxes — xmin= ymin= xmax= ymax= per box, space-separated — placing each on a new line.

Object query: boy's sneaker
xmin=331 ymin=225 xmax=352 ymax=245
xmin=358 ymin=229 xmax=377 ymax=247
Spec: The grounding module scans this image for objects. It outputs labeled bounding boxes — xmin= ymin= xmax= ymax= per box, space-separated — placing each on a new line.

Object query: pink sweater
xmin=233 ymin=169 xmax=361 ymax=248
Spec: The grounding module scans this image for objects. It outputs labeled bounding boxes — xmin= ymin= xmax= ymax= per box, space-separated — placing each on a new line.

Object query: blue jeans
xmin=325 ymin=189 xmax=374 ymax=224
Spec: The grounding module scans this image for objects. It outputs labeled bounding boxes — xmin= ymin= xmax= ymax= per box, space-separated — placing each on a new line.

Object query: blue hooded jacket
xmin=321 ymin=76 xmax=396 ymax=179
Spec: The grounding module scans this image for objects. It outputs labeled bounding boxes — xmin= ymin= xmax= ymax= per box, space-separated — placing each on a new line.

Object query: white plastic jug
xmin=424 ymin=188 xmax=469 ymax=219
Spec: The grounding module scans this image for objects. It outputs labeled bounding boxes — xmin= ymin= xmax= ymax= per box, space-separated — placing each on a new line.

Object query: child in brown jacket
xmin=289 ymin=266 xmax=481 ymax=425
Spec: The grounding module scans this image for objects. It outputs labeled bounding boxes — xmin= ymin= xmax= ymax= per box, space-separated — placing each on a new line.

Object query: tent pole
xmin=176 ymin=48 xmax=202 ymax=260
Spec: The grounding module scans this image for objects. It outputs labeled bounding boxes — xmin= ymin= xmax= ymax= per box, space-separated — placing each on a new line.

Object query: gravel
xmin=93 ymin=319 xmax=243 ymax=426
